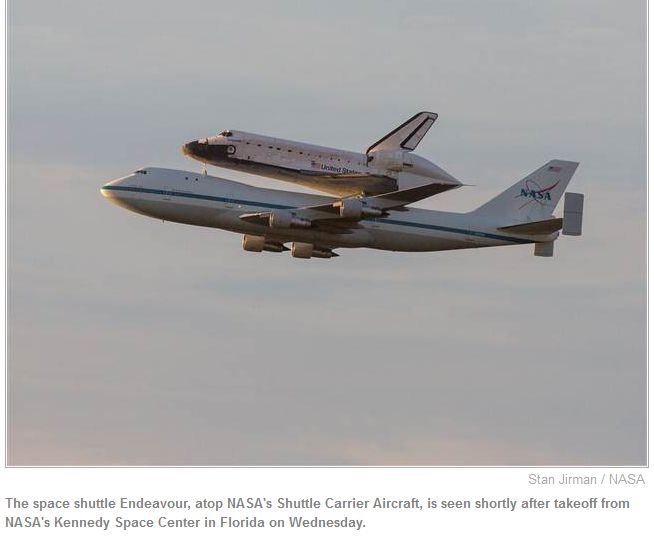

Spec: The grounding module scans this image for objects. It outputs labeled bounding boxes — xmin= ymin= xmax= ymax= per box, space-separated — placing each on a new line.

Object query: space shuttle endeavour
xmin=182 ymin=112 xmax=461 ymax=197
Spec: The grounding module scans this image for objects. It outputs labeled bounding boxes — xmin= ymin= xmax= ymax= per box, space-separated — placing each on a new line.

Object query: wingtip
xmin=549 ymin=159 xmax=580 ymax=167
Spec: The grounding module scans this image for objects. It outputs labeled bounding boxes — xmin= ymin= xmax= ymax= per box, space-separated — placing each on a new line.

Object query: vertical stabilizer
xmin=366 ymin=112 xmax=438 ymax=154
xmin=474 ymin=160 xmax=579 ymax=223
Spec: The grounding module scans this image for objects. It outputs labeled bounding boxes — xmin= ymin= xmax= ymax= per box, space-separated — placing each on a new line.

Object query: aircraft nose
xmin=100 ymin=174 xmax=134 ymax=202
xmin=182 ymin=139 xmax=231 ymax=162
xmin=182 ymin=139 xmax=208 ymax=158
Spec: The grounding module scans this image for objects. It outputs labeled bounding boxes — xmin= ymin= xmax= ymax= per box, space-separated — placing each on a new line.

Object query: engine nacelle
xmin=291 ymin=242 xmax=314 ymax=259
xmin=269 ymin=211 xmax=311 ymax=229
xmin=311 ymin=248 xmax=337 ymax=259
xmin=243 ymin=235 xmax=287 ymax=253
xmin=335 ymin=198 xmax=384 ymax=219
xmin=338 ymin=198 xmax=364 ymax=219
xmin=242 ymin=235 xmax=266 ymax=252
xmin=368 ymin=149 xmax=406 ymax=172
xmin=291 ymin=242 xmax=337 ymax=259
xmin=262 ymin=242 xmax=285 ymax=253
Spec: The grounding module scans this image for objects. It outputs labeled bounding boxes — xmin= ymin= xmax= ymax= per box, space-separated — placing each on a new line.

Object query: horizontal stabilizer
xmin=498 ymin=218 xmax=562 ymax=235
xmin=563 ymin=192 xmax=584 ymax=235
xmin=366 ymin=112 xmax=438 ymax=154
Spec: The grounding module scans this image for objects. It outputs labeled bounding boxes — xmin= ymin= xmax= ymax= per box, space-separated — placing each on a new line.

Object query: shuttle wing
xmin=294 ymin=171 xmax=398 ymax=196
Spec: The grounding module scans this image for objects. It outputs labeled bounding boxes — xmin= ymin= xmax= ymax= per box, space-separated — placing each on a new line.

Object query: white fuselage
xmin=101 ymin=168 xmax=551 ymax=254
xmin=181 ymin=130 xmax=460 ymax=196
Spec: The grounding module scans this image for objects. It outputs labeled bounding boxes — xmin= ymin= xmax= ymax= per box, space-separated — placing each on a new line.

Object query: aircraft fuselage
xmin=101 ymin=168 xmax=550 ymax=255
xmin=182 ymin=130 xmax=460 ymax=196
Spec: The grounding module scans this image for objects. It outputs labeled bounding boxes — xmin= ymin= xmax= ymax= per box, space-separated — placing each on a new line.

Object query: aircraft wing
xmin=297 ymin=171 xmax=373 ymax=179
xmin=294 ymin=170 xmax=398 ymax=196
xmin=302 ymin=182 xmax=451 ymax=215
xmin=239 ymin=182 xmax=446 ymax=232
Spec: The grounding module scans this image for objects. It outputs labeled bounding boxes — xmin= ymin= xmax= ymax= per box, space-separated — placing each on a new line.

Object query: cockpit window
xmin=135 ymin=169 xmax=147 ymax=174
xmin=220 ymin=130 xmax=233 ymax=137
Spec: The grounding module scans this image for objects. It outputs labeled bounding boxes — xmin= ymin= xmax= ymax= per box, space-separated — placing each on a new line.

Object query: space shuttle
xmin=182 ymin=112 xmax=461 ymax=197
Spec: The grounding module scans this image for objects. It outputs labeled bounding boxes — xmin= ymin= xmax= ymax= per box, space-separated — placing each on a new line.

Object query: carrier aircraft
xmin=101 ymin=160 xmax=584 ymax=259
xmin=181 ymin=111 xmax=462 ymax=197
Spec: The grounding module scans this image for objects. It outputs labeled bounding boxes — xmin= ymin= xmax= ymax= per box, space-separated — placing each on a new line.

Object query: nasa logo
xmin=516 ymin=179 xmax=560 ymax=209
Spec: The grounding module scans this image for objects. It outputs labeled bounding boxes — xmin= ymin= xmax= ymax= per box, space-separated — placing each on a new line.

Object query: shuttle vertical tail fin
xmin=366 ymin=112 xmax=438 ymax=154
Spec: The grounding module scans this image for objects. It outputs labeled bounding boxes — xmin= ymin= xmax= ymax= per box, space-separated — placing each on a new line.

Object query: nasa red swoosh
xmin=535 ymin=180 xmax=560 ymax=194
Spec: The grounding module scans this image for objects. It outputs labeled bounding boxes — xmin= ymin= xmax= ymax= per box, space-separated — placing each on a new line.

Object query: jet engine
xmin=367 ymin=149 xmax=406 ymax=172
xmin=335 ymin=198 xmax=384 ymax=219
xmin=291 ymin=242 xmax=313 ymax=259
xmin=291 ymin=242 xmax=338 ymax=259
xmin=242 ymin=235 xmax=266 ymax=252
xmin=269 ymin=211 xmax=311 ymax=229
xmin=242 ymin=235 xmax=287 ymax=253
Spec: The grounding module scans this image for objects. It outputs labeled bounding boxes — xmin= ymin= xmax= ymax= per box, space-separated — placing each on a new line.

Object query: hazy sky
xmin=8 ymin=0 xmax=646 ymax=465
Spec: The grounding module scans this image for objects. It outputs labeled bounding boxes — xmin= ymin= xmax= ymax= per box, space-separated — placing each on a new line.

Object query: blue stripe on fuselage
xmin=101 ymin=185 xmax=530 ymax=244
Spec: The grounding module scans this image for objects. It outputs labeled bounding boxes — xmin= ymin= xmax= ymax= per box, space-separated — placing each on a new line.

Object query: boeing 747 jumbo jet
xmin=182 ymin=112 xmax=461 ymax=196
xmin=101 ymin=160 xmax=584 ymax=259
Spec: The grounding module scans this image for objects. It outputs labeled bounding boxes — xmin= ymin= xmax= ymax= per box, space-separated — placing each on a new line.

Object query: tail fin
xmin=473 ymin=160 xmax=579 ymax=222
xmin=366 ymin=112 xmax=437 ymax=154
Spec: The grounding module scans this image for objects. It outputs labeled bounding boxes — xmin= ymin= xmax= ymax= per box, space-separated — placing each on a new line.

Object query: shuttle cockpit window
xmin=134 ymin=169 xmax=147 ymax=174
xmin=220 ymin=130 xmax=233 ymax=137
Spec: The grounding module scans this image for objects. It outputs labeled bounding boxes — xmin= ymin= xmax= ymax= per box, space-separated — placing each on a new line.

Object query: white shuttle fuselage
xmin=182 ymin=112 xmax=461 ymax=196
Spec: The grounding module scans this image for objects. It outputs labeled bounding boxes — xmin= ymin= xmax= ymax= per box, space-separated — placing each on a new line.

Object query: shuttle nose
xmin=182 ymin=139 xmax=230 ymax=163
xmin=182 ymin=139 xmax=207 ymax=158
